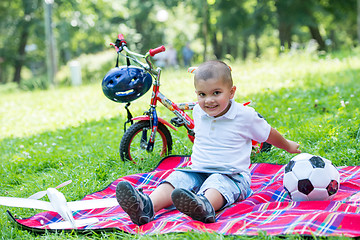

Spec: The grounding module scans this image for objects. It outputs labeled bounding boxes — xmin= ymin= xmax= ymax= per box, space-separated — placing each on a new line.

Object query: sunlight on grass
xmin=232 ymin=53 xmax=360 ymax=98
xmin=2 ymin=52 xmax=359 ymax=140
xmin=0 ymin=85 xmax=119 ymax=138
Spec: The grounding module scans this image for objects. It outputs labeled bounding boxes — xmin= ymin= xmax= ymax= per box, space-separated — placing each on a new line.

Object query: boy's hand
xmin=266 ymin=128 xmax=301 ymax=154
xmin=286 ymin=140 xmax=301 ymax=154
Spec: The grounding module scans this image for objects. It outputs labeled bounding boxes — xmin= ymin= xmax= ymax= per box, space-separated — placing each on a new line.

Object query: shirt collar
xmin=200 ymin=99 xmax=237 ymax=120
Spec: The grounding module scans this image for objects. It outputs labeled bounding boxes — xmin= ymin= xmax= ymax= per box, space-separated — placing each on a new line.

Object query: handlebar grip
xmin=118 ymin=34 xmax=125 ymax=41
xmin=149 ymin=45 xmax=166 ymax=57
xmin=110 ymin=43 xmax=119 ymax=52
xmin=116 ymin=34 xmax=127 ymax=46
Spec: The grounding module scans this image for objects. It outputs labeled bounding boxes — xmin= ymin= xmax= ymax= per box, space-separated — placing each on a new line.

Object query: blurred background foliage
xmin=0 ymin=0 xmax=359 ymax=89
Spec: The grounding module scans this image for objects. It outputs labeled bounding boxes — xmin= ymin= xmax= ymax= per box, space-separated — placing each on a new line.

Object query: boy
xmin=116 ymin=60 xmax=301 ymax=225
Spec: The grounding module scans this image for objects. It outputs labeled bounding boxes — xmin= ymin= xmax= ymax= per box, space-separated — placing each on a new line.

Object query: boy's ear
xmin=230 ymin=86 xmax=236 ymax=98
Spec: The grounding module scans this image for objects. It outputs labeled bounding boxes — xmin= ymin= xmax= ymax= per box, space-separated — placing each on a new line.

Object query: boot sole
xmin=171 ymin=188 xmax=215 ymax=223
xmin=116 ymin=181 xmax=152 ymax=225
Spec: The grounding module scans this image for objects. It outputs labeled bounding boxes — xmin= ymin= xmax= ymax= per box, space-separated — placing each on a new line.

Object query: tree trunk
xmin=357 ymin=0 xmax=360 ymax=44
xmin=278 ymin=22 xmax=292 ymax=51
xmin=255 ymin=34 xmax=261 ymax=58
xmin=230 ymin=40 xmax=238 ymax=59
xmin=276 ymin=0 xmax=292 ymax=52
xmin=202 ymin=0 xmax=208 ymax=61
xmin=242 ymin=35 xmax=249 ymax=60
xmin=308 ymin=25 xmax=326 ymax=51
xmin=212 ymin=31 xmax=221 ymax=59
xmin=12 ymin=0 xmax=38 ymax=84
xmin=0 ymin=58 xmax=4 ymax=83
xmin=13 ymin=21 xmax=30 ymax=84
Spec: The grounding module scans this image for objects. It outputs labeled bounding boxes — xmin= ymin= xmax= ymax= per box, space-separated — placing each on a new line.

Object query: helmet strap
xmin=124 ymin=102 xmax=133 ymax=132
xmin=115 ymin=53 xmax=119 ymax=67
xmin=115 ymin=53 xmax=131 ymax=68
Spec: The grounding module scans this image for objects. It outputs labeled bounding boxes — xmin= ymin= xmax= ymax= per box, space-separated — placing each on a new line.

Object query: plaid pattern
xmin=8 ymin=155 xmax=360 ymax=236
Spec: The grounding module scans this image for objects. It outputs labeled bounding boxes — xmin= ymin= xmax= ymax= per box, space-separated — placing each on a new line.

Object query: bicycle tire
xmin=260 ymin=142 xmax=272 ymax=152
xmin=254 ymin=112 xmax=272 ymax=152
xmin=119 ymin=120 xmax=173 ymax=163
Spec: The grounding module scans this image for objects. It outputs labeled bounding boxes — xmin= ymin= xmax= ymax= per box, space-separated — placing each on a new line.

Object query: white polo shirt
xmin=190 ymin=99 xmax=271 ymax=178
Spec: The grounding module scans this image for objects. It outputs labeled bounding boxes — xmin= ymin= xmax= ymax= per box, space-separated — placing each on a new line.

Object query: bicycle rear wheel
xmin=256 ymin=112 xmax=272 ymax=153
xmin=119 ymin=120 xmax=173 ymax=163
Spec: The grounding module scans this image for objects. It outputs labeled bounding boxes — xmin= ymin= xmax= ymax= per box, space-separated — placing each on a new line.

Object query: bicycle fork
xmin=143 ymin=107 xmax=158 ymax=153
xmin=123 ymin=102 xmax=158 ymax=153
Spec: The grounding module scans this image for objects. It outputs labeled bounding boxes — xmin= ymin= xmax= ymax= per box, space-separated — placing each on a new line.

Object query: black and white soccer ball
xmin=283 ymin=153 xmax=340 ymax=201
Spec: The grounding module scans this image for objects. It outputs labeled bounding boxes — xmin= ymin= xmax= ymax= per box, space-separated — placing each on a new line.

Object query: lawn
xmin=0 ymin=50 xmax=359 ymax=239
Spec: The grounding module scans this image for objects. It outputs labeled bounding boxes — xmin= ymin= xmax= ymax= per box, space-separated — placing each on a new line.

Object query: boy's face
xmin=195 ymin=78 xmax=236 ymax=117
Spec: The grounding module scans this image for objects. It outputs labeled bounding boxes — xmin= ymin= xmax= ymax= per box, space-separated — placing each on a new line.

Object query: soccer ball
xmin=283 ymin=153 xmax=340 ymax=201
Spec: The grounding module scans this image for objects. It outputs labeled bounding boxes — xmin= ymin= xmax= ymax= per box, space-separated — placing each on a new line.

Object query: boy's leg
xmin=203 ymin=188 xmax=226 ymax=211
xmin=116 ymin=171 xmax=207 ymax=225
xmin=150 ymin=170 xmax=208 ymax=212
xmin=149 ymin=182 xmax=174 ymax=212
xmin=171 ymin=173 xmax=250 ymax=223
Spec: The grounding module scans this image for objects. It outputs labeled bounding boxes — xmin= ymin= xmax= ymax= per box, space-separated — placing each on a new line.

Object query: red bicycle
xmin=102 ymin=34 xmax=271 ymax=163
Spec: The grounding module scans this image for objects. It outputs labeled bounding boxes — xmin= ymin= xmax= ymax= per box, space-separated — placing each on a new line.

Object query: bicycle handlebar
xmin=117 ymin=34 xmax=127 ymax=45
xmin=117 ymin=34 xmax=125 ymax=42
xmin=110 ymin=33 xmax=166 ymax=74
xmin=111 ymin=33 xmax=166 ymax=57
xmin=149 ymin=45 xmax=166 ymax=57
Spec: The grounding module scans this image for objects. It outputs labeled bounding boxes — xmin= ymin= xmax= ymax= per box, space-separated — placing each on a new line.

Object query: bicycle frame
xmin=111 ymin=34 xmax=196 ymax=153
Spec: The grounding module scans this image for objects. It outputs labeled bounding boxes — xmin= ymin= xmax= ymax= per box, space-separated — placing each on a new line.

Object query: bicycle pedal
xmin=170 ymin=117 xmax=184 ymax=127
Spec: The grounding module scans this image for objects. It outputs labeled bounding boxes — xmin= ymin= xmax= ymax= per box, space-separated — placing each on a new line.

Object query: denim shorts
xmin=163 ymin=170 xmax=252 ymax=209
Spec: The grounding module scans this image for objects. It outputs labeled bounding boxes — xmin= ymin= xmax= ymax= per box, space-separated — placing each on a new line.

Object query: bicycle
xmin=102 ymin=34 xmax=271 ymax=163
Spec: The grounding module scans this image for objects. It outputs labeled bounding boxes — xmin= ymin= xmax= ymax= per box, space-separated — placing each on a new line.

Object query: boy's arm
xmin=266 ymin=127 xmax=301 ymax=154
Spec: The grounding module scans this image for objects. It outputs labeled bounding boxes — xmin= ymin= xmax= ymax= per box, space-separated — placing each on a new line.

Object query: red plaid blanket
xmin=7 ymin=155 xmax=360 ymax=236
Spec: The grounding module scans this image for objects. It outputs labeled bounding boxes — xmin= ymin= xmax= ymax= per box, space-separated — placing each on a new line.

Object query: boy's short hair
xmin=194 ymin=60 xmax=233 ymax=87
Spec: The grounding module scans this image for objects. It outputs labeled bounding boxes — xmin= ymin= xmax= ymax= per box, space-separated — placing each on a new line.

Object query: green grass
xmin=0 ymin=50 xmax=359 ymax=239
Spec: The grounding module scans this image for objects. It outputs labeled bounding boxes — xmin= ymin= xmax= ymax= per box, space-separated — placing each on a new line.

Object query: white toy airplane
xmin=0 ymin=181 xmax=119 ymax=229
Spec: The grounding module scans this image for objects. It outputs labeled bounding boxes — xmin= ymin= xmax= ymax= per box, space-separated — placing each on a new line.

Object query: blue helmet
xmin=102 ymin=66 xmax=152 ymax=103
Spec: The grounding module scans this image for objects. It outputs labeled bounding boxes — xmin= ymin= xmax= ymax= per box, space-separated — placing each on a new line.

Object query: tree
xmin=320 ymin=0 xmax=357 ymax=49
xmin=13 ymin=0 xmax=42 ymax=84
xmin=275 ymin=0 xmax=328 ymax=51
xmin=275 ymin=0 xmax=293 ymax=50
xmin=0 ymin=0 xmax=42 ymax=84
xmin=1 ymin=0 xmax=359 ymax=86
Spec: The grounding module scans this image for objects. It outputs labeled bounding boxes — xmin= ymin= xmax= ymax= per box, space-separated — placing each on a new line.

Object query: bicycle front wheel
xmin=119 ymin=121 xmax=173 ymax=163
